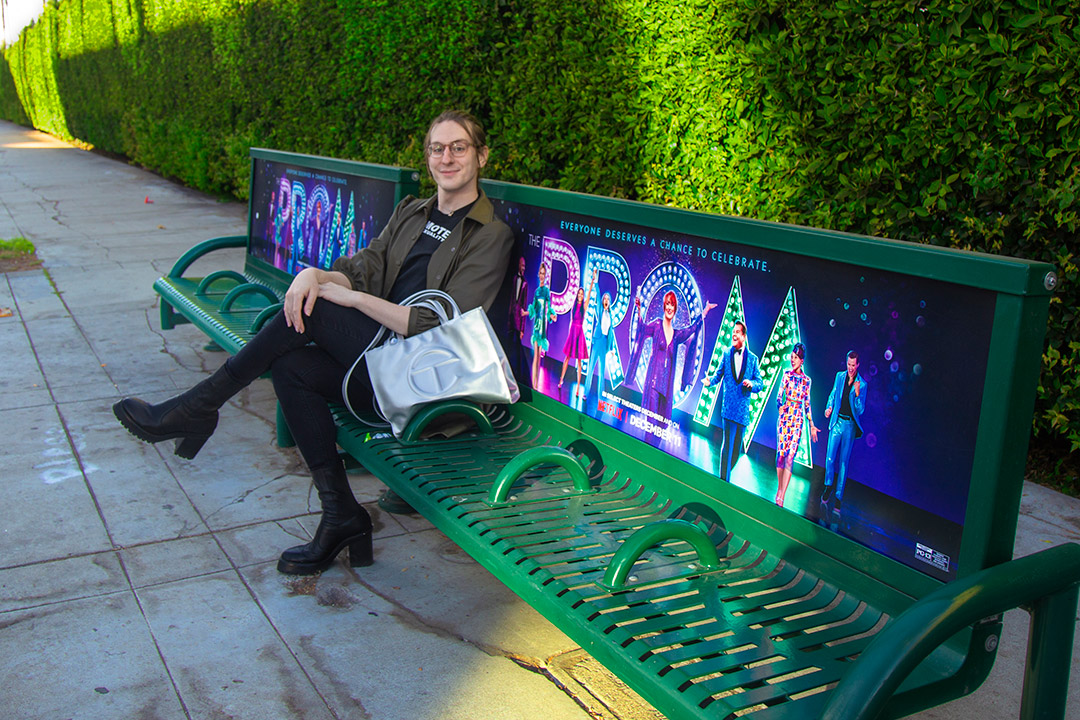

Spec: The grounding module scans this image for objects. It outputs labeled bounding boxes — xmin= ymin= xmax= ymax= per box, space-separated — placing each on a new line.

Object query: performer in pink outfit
xmin=559 ymin=270 xmax=597 ymax=396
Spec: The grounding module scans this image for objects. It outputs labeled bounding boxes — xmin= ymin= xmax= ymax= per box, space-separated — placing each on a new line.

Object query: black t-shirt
xmin=388 ymin=201 xmax=475 ymax=304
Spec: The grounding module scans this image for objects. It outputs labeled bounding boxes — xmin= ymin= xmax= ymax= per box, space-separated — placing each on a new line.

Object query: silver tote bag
xmin=342 ymin=290 xmax=520 ymax=437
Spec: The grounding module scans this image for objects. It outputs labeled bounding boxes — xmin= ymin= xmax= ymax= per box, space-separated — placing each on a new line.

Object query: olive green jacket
xmin=332 ymin=190 xmax=514 ymax=336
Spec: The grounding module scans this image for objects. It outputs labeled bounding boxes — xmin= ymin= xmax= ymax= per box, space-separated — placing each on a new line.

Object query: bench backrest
xmin=482 ymin=178 xmax=1055 ymax=608
xmin=244 ymin=148 xmax=420 ymax=291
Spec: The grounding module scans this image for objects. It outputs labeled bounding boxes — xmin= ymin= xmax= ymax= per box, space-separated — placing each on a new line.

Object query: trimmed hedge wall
xmin=3 ymin=0 xmax=1078 ymax=472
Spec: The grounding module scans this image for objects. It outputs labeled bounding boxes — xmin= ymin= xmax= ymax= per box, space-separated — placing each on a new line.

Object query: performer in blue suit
xmin=703 ymin=321 xmax=763 ymax=481
xmin=821 ymin=350 xmax=867 ymax=516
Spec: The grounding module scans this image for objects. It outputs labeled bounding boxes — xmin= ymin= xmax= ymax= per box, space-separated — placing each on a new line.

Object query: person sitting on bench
xmin=113 ymin=110 xmax=514 ymax=575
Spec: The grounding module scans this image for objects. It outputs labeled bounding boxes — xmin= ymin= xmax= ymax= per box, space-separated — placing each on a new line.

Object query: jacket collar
xmin=418 ymin=189 xmax=495 ymax=225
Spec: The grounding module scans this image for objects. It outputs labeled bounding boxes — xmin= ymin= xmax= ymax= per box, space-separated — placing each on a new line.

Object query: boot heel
xmin=174 ymin=435 xmax=209 ymax=459
xmin=348 ymin=531 xmax=374 ymax=567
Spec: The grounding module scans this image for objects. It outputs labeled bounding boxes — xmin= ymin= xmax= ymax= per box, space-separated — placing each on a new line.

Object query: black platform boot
xmin=277 ymin=465 xmax=374 ymax=576
xmin=112 ymin=364 xmax=245 ymax=459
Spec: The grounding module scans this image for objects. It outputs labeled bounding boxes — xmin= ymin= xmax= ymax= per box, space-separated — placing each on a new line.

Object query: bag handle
xmin=340 ymin=289 xmax=463 ymax=427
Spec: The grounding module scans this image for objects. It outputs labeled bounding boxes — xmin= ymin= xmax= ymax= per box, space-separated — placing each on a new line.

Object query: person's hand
xmin=854 ymin=380 xmax=861 ymax=397
xmin=703 ymin=300 xmax=718 ymax=317
xmin=702 ymin=377 xmax=712 ymax=388
xmin=742 ymin=378 xmax=753 ymax=388
xmin=284 ymin=268 xmax=320 ymax=333
xmin=825 ymin=407 xmax=832 ymax=418
xmin=810 ymin=426 xmax=819 ymax=443
xmin=315 ymin=281 xmax=355 ymax=308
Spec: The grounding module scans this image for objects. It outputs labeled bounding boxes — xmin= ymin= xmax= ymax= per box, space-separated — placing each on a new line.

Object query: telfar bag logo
xmin=407 ymin=347 xmax=463 ymax=398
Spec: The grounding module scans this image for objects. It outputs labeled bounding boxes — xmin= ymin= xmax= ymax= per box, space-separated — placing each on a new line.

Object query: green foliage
xmin=0 ymin=0 xmax=1077 ymax=473
xmin=0 ymin=237 xmax=35 ymax=253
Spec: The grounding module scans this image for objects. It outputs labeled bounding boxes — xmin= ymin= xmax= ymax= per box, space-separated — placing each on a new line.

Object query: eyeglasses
xmin=426 ymin=141 xmax=473 ymax=158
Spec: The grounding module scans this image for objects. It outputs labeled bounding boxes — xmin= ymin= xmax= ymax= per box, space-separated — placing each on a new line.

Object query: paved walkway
xmin=0 ymin=119 xmax=1077 ymax=719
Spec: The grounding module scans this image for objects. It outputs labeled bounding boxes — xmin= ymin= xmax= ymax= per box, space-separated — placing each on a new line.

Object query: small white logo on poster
xmin=915 ymin=543 xmax=950 ymax=572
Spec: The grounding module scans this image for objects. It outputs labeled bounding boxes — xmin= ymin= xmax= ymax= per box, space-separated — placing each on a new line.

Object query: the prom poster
xmin=248 ymin=158 xmax=399 ymax=276
xmin=497 ymin=200 xmax=996 ymax=582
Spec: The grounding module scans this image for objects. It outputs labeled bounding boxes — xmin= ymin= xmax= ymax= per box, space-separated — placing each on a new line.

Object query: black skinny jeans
xmin=223 ymin=300 xmax=380 ymax=473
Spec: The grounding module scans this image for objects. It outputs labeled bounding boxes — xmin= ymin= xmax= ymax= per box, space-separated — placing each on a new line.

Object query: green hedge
xmin=2 ymin=0 xmax=1077 ymax=470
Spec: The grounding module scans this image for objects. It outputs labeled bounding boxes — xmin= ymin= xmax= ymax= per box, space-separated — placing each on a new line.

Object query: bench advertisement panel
xmin=247 ymin=157 xmax=399 ymax=277
xmin=497 ymin=200 xmax=996 ymax=582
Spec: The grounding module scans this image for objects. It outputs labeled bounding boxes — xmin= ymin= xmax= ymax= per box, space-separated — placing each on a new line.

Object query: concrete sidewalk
xmin=0 ymin=119 xmax=1077 ymax=719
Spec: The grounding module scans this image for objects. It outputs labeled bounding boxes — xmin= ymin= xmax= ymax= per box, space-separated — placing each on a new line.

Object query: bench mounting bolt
xmin=1044 ymin=272 xmax=1058 ymax=291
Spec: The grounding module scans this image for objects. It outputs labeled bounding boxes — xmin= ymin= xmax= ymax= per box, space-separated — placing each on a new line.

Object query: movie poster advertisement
xmin=496 ymin=200 xmax=996 ymax=582
xmin=248 ymin=159 xmax=399 ymax=276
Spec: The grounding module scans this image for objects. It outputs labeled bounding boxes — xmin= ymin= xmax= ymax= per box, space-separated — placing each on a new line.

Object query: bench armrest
xmin=166 ymin=235 xmax=248 ymax=278
xmin=822 ymin=542 xmax=1080 ymax=720
xmin=599 ymin=519 xmax=722 ymax=591
xmin=399 ymin=400 xmax=495 ymax=442
xmin=487 ymin=446 xmax=592 ymax=506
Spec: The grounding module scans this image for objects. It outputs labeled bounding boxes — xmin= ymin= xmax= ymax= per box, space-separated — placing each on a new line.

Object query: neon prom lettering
xmin=540 ymin=236 xmax=580 ymax=315
xmin=580 ymin=246 xmax=632 ymax=387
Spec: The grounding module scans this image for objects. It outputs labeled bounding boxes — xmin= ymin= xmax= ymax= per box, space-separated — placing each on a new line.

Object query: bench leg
xmin=275 ymin=402 xmax=295 ymax=448
xmin=1020 ymin=584 xmax=1079 ymax=719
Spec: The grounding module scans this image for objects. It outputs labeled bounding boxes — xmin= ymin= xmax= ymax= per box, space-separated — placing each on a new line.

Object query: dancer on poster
xmin=271 ymin=185 xmax=291 ymax=272
xmin=528 ymin=262 xmax=556 ymax=387
xmin=586 ymin=290 xmax=615 ymax=397
xmin=559 ymin=270 xmax=598 ymax=397
xmin=304 ymin=198 xmax=329 ymax=269
xmin=821 ymin=350 xmax=867 ymax=517
xmin=703 ymin=321 xmax=763 ymax=481
xmin=629 ymin=291 xmax=717 ymax=419
xmin=508 ymin=256 xmax=530 ymax=382
xmin=773 ymin=343 xmax=819 ymax=507
xmin=509 ymin=256 xmax=529 ymax=343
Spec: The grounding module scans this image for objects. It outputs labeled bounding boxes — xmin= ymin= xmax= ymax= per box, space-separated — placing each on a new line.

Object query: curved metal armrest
xmin=167 ymin=235 xmax=247 ymax=278
xmin=250 ymin=303 xmax=284 ymax=333
xmin=487 ymin=446 xmax=592 ymax=506
xmin=822 ymin=542 xmax=1080 ymax=720
xmin=196 ymin=270 xmax=247 ymax=297
xmin=599 ymin=519 xmax=721 ymax=591
xmin=220 ymin=283 xmax=279 ymax=312
xmin=399 ymin=401 xmax=495 ymax=443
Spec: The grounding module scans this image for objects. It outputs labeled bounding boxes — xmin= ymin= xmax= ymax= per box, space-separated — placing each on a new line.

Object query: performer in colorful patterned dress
xmin=774 ymin=343 xmax=819 ymax=507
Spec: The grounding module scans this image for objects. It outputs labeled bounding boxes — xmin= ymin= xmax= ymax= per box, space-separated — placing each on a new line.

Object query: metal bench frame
xmin=153 ymin=163 xmax=1078 ymax=720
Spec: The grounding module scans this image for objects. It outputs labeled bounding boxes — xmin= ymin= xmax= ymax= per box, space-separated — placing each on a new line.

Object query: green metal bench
xmin=153 ymin=147 xmax=418 ymax=440
xmin=331 ymin=179 xmax=1078 ymax=719
xmin=152 ymin=159 xmax=1077 ymax=718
